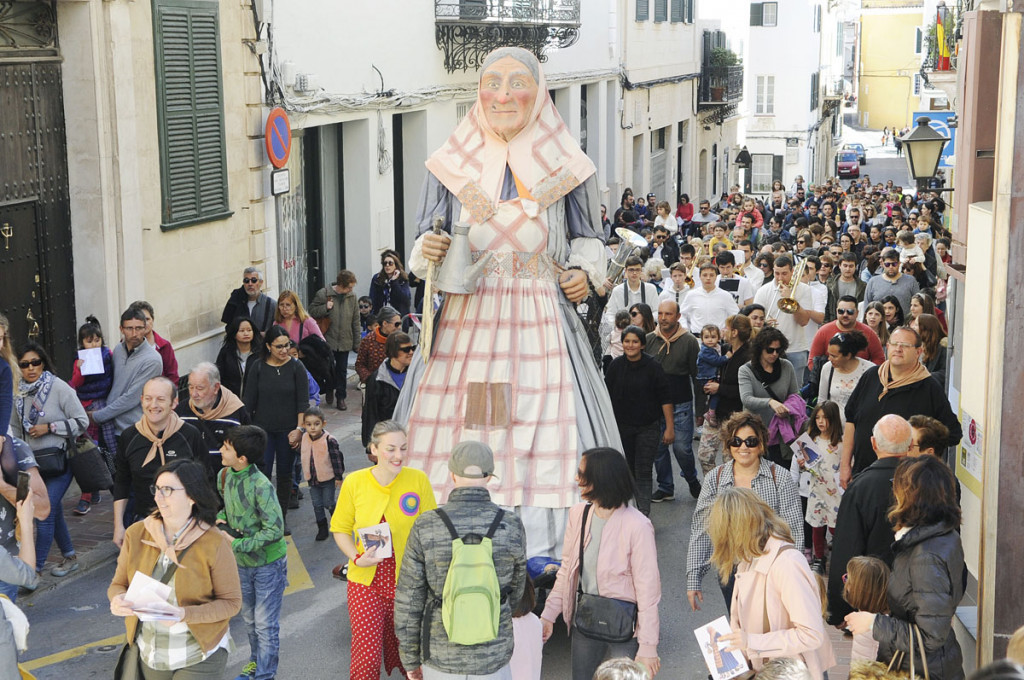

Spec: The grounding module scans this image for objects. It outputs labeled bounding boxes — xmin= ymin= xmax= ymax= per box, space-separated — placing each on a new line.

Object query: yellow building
xmin=857 ymin=0 xmax=924 ymax=130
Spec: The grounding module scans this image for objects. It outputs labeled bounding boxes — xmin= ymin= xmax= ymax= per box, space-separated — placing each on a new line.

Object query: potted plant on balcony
xmin=708 ymin=47 xmax=741 ymax=101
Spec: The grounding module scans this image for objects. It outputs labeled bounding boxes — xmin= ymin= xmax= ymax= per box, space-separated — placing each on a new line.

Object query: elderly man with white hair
xmin=175 ymin=362 xmax=251 ymax=478
xmin=826 ymin=414 xmax=914 ymax=627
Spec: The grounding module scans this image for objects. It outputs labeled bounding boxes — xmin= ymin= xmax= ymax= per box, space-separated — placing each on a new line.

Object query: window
xmin=671 ymin=0 xmax=692 ymax=22
xmin=655 ymin=0 xmax=667 ymax=22
xmin=762 ymin=2 xmax=778 ymax=26
xmin=914 ymin=27 xmax=923 ymax=55
xmin=636 ymin=0 xmax=649 ymax=21
xmin=751 ymin=154 xmax=775 ymax=193
xmin=153 ymin=0 xmax=230 ymax=229
xmin=756 ymin=75 xmax=775 ymax=115
xmin=810 ymin=71 xmax=820 ymax=110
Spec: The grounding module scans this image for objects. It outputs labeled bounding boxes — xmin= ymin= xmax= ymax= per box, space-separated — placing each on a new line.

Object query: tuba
xmin=606 ymin=228 xmax=650 ymax=287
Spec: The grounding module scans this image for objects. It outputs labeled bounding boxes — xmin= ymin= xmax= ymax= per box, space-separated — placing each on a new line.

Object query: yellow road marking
xmin=27 ymin=536 xmax=314 ymax=670
xmin=22 ymin=634 xmax=125 ymax=671
xmin=283 ymin=535 xmax=314 ymax=595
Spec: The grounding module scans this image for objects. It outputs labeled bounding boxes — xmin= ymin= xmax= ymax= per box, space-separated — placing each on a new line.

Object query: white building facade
xmin=738 ymin=0 xmax=844 ymax=194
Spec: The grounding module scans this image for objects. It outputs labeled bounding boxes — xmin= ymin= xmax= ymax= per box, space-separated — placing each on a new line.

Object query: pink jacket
xmin=540 ymin=503 xmax=661 ymax=658
xmin=731 ymin=537 xmax=835 ymax=680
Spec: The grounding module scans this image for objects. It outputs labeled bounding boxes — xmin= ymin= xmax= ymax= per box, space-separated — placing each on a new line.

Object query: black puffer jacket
xmin=873 ymin=523 xmax=965 ymax=680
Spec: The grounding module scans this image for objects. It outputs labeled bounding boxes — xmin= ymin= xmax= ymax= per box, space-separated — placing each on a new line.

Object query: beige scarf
xmin=141 ymin=515 xmax=213 ymax=567
xmin=876 ymin=360 xmax=931 ymax=401
xmin=653 ymin=323 xmax=685 ymax=357
xmin=136 ymin=412 xmax=186 ymax=468
xmin=189 ymin=386 xmax=245 ymax=422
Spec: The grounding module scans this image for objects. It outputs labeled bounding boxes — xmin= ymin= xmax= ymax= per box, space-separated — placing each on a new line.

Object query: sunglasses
xmin=243 ymin=277 xmax=259 ymax=284
xmin=729 ymin=436 xmax=761 ymax=449
xmin=836 ymin=309 xmax=856 ymax=316
xmin=359 ymin=304 xmax=372 ymax=310
xmin=270 ymin=342 xmax=291 ymax=351
xmin=383 ymin=260 xmax=396 ymax=266
xmin=18 ymin=359 xmax=43 ymax=368
xmin=764 ymin=346 xmax=782 ymax=355
xmin=398 ymin=346 xmax=415 ymax=354
xmin=883 ymin=262 xmax=900 ymax=267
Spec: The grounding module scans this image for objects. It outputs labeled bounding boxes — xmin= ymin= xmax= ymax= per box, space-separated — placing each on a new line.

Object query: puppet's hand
xmin=559 ymin=270 xmax=589 ymax=303
xmin=421 ymin=233 xmax=451 ymax=264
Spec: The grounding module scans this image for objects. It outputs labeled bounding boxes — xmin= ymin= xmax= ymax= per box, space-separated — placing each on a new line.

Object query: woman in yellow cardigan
xmin=108 ymin=459 xmax=242 ymax=679
xmin=332 ymin=420 xmax=437 ymax=680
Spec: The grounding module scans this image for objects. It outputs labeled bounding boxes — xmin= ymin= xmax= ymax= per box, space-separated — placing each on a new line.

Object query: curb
xmin=22 ymin=540 xmax=120 ymax=600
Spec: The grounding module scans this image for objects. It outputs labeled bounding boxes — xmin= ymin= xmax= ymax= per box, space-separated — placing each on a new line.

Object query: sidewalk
xmin=24 ymin=376 xmax=367 ymax=600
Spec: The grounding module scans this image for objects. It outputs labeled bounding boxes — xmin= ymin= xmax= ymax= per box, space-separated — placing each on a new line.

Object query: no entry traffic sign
xmin=265 ymin=107 xmax=292 ymax=169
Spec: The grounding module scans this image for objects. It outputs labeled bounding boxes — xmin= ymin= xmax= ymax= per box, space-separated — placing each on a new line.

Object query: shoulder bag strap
xmin=576 ymin=504 xmax=592 ymax=598
xmin=622 ymin=285 xmax=628 ymax=307
xmin=218 ymin=468 xmax=228 ymax=497
xmin=434 ymin=508 xmax=458 ymax=541
xmin=825 ymin=363 xmax=835 ymax=401
xmin=159 ymin=543 xmax=194 ymax=585
xmin=484 ymin=509 xmax=504 ymax=539
xmin=913 ymin=622 xmax=929 ymax=680
xmin=762 ymin=544 xmax=797 ymax=632
xmin=640 ymin=284 xmax=646 ymax=304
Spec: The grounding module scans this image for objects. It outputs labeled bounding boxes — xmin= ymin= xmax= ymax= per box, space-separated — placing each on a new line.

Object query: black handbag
xmin=68 ymin=436 xmax=113 ymax=493
xmin=572 ymin=504 xmax=638 ymax=643
xmin=33 ymin=446 xmax=66 ymax=478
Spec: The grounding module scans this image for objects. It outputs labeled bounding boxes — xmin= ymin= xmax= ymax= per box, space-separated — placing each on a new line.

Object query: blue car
xmin=843 ymin=143 xmax=867 ymax=164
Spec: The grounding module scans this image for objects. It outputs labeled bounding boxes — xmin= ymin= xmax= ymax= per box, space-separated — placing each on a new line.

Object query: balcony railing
xmin=698 ymin=65 xmax=744 ymax=106
xmin=434 ymin=0 xmax=581 ymax=73
xmin=435 ymin=0 xmax=581 ymax=26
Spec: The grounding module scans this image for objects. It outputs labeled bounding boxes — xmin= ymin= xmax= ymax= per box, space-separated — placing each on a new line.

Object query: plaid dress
xmin=406 ymin=200 xmax=578 ymax=509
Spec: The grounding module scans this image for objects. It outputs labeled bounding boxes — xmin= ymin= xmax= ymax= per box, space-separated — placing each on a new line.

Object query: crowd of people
xmin=0 ymin=43 xmax=1017 ymax=680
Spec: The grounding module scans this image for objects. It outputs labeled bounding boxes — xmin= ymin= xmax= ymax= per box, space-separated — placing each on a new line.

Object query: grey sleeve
xmin=0 ymin=545 xmax=37 ymax=589
xmin=564 ymin=176 xmax=604 ymax=240
xmin=414 ymin=173 xmax=462 ymax=236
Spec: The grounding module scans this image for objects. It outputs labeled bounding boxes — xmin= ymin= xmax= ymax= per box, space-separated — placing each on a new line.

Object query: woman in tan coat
xmin=109 ymin=459 xmax=241 ymax=679
xmin=710 ymin=487 xmax=835 ymax=680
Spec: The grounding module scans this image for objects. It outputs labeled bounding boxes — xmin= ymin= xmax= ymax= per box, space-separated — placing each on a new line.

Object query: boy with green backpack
xmin=395 ymin=441 xmax=528 ymax=679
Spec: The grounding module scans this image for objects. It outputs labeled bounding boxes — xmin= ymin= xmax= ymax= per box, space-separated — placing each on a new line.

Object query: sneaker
xmin=332 ymin=563 xmax=348 ymax=581
xmin=237 ymin=660 xmax=257 ymax=679
xmin=91 ymin=492 xmax=102 ymax=505
xmin=51 ymin=555 xmax=79 ymax=578
xmin=338 ymin=399 xmax=347 ymax=411
xmin=688 ymin=479 xmax=702 ymax=499
xmin=283 ymin=522 xmax=292 ymax=537
xmin=811 ymin=557 xmax=827 ymax=575
xmin=651 ymin=489 xmax=674 ymax=503
xmin=73 ymin=500 xmax=91 ymax=516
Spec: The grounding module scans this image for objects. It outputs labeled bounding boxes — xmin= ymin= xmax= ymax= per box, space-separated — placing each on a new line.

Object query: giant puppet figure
xmin=395 ymin=47 xmax=620 ymax=557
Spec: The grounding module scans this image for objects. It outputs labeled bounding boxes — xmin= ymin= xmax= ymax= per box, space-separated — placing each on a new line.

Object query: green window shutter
xmin=154 ymin=0 xmax=231 ymax=230
xmin=750 ymin=3 xmax=763 ymax=26
xmin=654 ymin=0 xmax=667 ymax=22
xmin=670 ymin=0 xmax=683 ymax=22
xmin=636 ymin=0 xmax=649 ymax=21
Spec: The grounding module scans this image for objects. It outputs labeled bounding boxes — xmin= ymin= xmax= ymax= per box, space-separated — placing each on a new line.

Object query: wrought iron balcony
xmin=698 ymin=65 xmax=744 ymax=107
xmin=434 ymin=0 xmax=581 ymax=73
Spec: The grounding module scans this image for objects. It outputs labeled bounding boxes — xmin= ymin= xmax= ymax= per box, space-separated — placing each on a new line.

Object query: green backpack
xmin=436 ymin=508 xmax=505 ymax=646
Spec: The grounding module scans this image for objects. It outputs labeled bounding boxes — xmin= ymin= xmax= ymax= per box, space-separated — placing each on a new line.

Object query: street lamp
xmin=900 ymin=117 xmax=949 ymax=183
xmin=734 ymin=146 xmax=752 ymax=169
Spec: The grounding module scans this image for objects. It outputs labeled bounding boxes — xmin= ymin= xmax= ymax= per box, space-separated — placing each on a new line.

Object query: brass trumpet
xmin=767 ymin=256 xmax=808 ymax=320
xmin=607 ymin=228 xmax=650 ymax=287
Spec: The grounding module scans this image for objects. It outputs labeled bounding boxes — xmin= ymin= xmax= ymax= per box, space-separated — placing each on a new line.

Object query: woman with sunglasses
xmin=242 ymin=326 xmax=309 ymax=533
xmin=627 ymin=303 xmax=656 ymax=334
xmin=369 ymin=250 xmax=412 ymax=320
xmin=737 ymin=327 xmax=800 ymax=466
xmin=109 ymin=459 xmax=242 ymax=679
xmin=686 ymin=411 xmax=802 ymax=614
xmin=361 ymin=333 xmax=415 ymax=450
xmin=10 ymin=342 xmax=88 ymax=578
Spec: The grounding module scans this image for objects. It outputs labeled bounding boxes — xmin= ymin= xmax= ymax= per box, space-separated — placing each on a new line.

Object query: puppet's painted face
xmin=479 ymin=57 xmax=538 ymax=141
